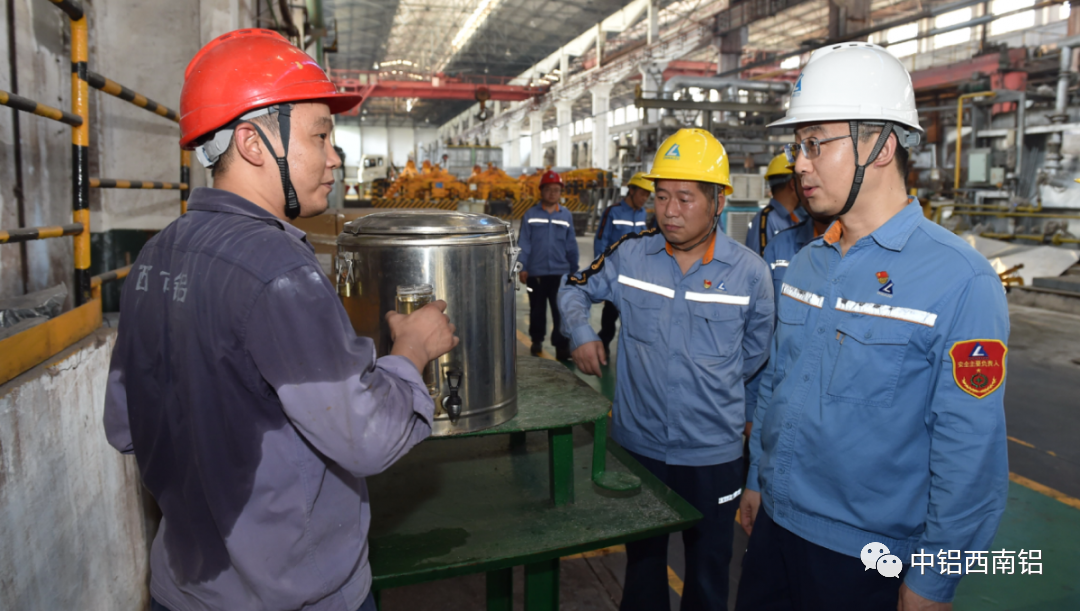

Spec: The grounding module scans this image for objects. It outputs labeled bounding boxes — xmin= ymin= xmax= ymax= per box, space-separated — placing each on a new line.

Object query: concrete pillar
xmin=560 ymin=52 xmax=570 ymax=80
xmin=647 ymin=0 xmax=659 ymax=45
xmin=530 ymin=110 xmax=544 ymax=168
xmin=718 ymin=27 xmax=747 ymax=76
xmin=555 ymin=99 xmax=574 ymax=167
xmin=591 ymin=83 xmax=613 ymax=171
xmin=828 ymin=0 xmax=871 ymax=40
xmin=595 ymin=23 xmax=603 ymax=69
xmin=640 ymin=62 xmax=668 ymax=124
xmin=506 ymin=120 xmax=522 ymax=167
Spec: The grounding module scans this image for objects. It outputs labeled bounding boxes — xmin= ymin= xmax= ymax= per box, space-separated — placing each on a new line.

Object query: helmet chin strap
xmin=838 ymin=120 xmax=894 ymax=217
xmin=248 ymin=104 xmax=301 ymax=220
xmin=670 ymin=183 xmax=720 ymax=252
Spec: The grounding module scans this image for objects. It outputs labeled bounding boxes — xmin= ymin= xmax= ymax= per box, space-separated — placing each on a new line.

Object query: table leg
xmin=510 ymin=431 xmax=527 ymax=452
xmin=524 ymin=558 xmax=560 ymax=611
xmin=547 ymin=426 xmax=574 ymax=506
xmin=486 ymin=567 xmax=513 ymax=611
xmin=591 ymin=416 xmax=642 ymax=492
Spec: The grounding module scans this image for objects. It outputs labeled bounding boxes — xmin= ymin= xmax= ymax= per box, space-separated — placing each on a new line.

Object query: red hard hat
xmin=540 ymin=170 xmax=563 ymax=186
xmin=179 ymin=29 xmax=362 ymax=149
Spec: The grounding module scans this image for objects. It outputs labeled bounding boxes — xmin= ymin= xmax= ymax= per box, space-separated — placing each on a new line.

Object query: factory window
xmin=886 ymin=23 xmax=918 ymax=57
xmin=990 ymin=0 xmax=1035 ymax=35
xmin=780 ymin=56 xmax=800 ymax=70
xmin=574 ymin=120 xmax=583 ymax=135
xmin=639 ymin=107 xmax=645 ymax=121
xmin=934 ymin=8 xmax=972 ymax=48
xmin=614 ymin=106 xmax=626 ymax=125
xmin=584 ymin=117 xmax=594 ymax=133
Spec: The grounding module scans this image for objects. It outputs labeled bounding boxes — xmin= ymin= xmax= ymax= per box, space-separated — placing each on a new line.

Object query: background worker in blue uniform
xmin=742 ymin=167 xmax=832 ymax=468
xmin=744 ymin=153 xmax=807 ymax=256
xmin=737 ymin=43 xmax=1010 ymax=611
xmin=559 ymin=129 xmax=774 ymax=611
xmin=518 ymin=169 xmax=579 ymax=360
xmin=593 ymin=172 xmax=654 ymax=357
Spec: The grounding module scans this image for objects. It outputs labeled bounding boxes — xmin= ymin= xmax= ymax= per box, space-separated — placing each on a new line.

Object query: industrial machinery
xmin=335 ymin=210 xmax=519 ymax=435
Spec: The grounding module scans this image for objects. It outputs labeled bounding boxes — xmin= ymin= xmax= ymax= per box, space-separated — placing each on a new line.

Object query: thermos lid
xmin=342 ymin=210 xmax=509 ymax=236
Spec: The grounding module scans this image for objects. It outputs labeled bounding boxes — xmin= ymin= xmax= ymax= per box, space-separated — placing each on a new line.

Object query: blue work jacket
xmin=748 ymin=200 xmax=1010 ymax=603
xmin=744 ymin=218 xmax=818 ymax=422
xmin=518 ymin=203 xmax=579 ymax=277
xmin=745 ymin=199 xmax=807 ymax=256
xmin=559 ymin=228 xmax=774 ymax=466
xmin=594 ymin=200 xmax=649 ymax=258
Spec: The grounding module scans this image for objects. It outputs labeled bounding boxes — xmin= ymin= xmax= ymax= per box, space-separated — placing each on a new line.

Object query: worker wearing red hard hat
xmin=104 ymin=29 xmax=457 ymax=611
xmin=518 ymin=169 xmax=579 ymax=359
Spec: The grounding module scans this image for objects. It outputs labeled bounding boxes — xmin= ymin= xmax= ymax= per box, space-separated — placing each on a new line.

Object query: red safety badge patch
xmin=949 ymin=340 xmax=1007 ymax=399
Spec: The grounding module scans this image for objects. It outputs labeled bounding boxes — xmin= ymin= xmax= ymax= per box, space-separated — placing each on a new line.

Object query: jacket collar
xmin=187 ymin=187 xmax=308 ymax=243
xmin=821 ymin=197 xmax=921 ymax=252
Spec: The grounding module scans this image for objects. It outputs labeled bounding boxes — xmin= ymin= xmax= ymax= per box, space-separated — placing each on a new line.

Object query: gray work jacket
xmin=104 ymin=187 xmax=432 ymax=611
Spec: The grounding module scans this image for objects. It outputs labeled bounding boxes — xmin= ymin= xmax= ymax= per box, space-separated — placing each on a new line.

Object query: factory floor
xmin=378 ymin=236 xmax=1080 ymax=610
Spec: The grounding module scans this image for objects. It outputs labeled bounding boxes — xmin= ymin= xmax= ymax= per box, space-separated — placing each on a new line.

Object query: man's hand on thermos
xmin=386 ymin=300 xmax=459 ymax=372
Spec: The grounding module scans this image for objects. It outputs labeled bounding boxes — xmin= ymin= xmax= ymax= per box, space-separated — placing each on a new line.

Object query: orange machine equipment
xmin=466 ymin=163 xmax=522 ymax=200
xmin=385 ymin=160 xmax=469 ymax=200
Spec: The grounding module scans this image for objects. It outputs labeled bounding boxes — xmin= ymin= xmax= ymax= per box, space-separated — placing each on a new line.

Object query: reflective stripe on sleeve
xmin=617 ymin=275 xmax=675 ymax=298
xmin=527 ymin=218 xmax=550 ymax=224
xmin=612 ymin=220 xmax=634 ymax=226
xmin=834 ymin=298 xmax=938 ymax=327
xmin=685 ymin=291 xmax=750 ymax=305
xmin=551 ymin=219 xmax=570 ymax=227
xmin=781 ymin=283 xmax=824 ymax=308
xmin=635 ymin=221 xmax=647 ymax=226
xmin=771 ymin=260 xmax=790 ymax=270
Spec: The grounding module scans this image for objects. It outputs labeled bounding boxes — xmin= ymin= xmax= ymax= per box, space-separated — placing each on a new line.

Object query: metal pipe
xmin=0 ymin=89 xmax=83 ymax=126
xmin=71 ymin=13 xmax=91 ymax=306
xmin=0 ymin=223 xmax=85 ymax=244
xmin=1056 ymin=46 xmax=1070 ymax=116
xmin=90 ymin=265 xmax=132 ymax=301
xmin=661 ymin=75 xmax=790 ymax=96
xmin=86 ymin=70 xmax=179 ymax=122
xmin=90 ymin=178 xmax=188 ymax=190
xmin=954 ymin=92 xmax=995 ymax=192
xmin=1016 ymin=91 xmax=1025 ymax=183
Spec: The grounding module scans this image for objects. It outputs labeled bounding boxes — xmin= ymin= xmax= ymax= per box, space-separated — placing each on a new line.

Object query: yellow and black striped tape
xmin=0 ymin=89 xmax=83 ymax=127
xmin=90 ymin=178 xmax=188 ymax=190
xmin=0 ymin=223 xmax=84 ymax=244
xmin=86 ymin=71 xmax=179 ymax=122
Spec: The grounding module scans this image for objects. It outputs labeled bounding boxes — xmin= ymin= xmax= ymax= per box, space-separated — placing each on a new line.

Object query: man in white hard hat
xmin=738 ymin=43 xmax=1009 ymax=611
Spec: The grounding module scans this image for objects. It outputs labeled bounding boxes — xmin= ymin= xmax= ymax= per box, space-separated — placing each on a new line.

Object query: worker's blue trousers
xmin=620 ymin=450 xmax=743 ymax=611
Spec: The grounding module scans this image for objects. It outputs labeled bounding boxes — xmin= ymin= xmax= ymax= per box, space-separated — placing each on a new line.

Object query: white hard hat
xmin=769 ymin=42 xmax=923 ymax=139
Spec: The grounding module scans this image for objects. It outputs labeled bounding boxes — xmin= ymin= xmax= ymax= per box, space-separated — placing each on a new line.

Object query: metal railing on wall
xmin=0 ymin=0 xmax=189 ymax=386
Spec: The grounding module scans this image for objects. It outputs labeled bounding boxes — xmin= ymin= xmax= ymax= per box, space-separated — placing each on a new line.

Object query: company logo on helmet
xmin=664 ymin=144 xmax=681 ymax=159
xmin=792 ymin=74 xmax=803 ymax=98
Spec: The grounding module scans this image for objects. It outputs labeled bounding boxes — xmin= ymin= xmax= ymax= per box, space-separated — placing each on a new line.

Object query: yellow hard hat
xmin=627 ymin=172 xmax=655 ymax=193
xmin=644 ymin=128 xmax=733 ymax=195
xmin=1075 ymin=178 xmax=1080 ymax=183
xmin=766 ymin=153 xmax=794 ymax=179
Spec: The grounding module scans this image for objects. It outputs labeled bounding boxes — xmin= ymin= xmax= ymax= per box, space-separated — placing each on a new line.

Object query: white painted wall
xmin=0 ymin=329 xmax=150 ymax=610
xmin=332 ymin=124 xmax=440 ymax=167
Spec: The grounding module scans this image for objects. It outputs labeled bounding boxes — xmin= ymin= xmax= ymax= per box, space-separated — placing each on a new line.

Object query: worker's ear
xmin=869 ymin=132 xmax=898 ymax=170
xmin=232 ymin=122 xmax=269 ymax=168
xmin=715 ymin=193 xmax=726 ymax=216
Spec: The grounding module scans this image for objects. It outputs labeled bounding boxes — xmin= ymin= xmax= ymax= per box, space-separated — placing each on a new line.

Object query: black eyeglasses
xmin=784 ymin=135 xmax=851 ymax=163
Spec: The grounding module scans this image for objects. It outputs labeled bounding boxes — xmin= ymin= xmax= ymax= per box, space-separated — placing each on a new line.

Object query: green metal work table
xmin=368 ymin=358 xmax=702 ymax=610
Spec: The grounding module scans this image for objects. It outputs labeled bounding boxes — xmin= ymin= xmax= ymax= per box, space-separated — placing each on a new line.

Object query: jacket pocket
xmin=620 ymin=283 xmax=666 ymax=344
xmin=826 ymin=315 xmax=915 ymax=407
xmin=688 ymin=301 xmax=744 ymax=358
